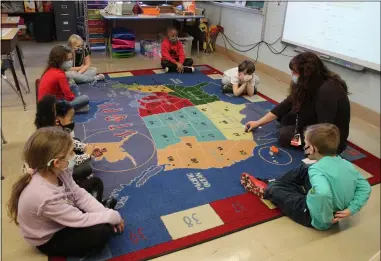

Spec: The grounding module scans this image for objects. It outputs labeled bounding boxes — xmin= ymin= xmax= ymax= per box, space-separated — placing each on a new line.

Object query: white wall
xmin=199 ymin=2 xmax=381 ymax=113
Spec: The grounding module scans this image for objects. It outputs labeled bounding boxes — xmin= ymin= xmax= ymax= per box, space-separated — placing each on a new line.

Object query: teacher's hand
xmin=245 ymin=121 xmax=261 ymax=132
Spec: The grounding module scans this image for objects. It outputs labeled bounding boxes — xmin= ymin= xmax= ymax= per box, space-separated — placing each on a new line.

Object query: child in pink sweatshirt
xmin=7 ymin=127 xmax=124 ymax=257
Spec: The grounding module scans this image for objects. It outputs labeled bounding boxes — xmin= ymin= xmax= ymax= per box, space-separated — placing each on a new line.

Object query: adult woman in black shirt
xmin=245 ymin=52 xmax=350 ymax=154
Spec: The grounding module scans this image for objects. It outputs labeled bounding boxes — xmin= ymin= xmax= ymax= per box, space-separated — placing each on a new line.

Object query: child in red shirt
xmin=38 ymin=45 xmax=89 ymax=112
xmin=161 ymin=27 xmax=194 ymax=73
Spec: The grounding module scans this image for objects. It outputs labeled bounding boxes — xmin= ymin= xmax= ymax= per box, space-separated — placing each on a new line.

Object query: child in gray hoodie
xmin=8 ymin=127 xmax=124 ymax=257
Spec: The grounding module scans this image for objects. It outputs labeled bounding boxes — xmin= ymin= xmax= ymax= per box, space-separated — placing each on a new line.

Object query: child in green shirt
xmin=241 ymin=123 xmax=371 ymax=230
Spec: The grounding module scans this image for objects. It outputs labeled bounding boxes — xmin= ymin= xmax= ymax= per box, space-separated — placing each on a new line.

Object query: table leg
xmin=15 ymin=44 xmax=31 ymax=93
xmin=8 ymin=54 xmax=27 ymax=110
xmin=1 ymin=129 xmax=7 ymax=144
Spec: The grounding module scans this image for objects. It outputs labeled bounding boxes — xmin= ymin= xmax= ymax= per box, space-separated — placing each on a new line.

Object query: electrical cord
xmin=221 ymin=32 xmax=293 ymax=64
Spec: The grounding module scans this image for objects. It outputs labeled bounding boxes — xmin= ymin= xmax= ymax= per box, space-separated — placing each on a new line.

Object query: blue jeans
xmin=69 ymin=95 xmax=90 ymax=110
xmin=70 ymin=83 xmax=81 ymax=96
xmin=264 ymin=163 xmax=313 ymax=227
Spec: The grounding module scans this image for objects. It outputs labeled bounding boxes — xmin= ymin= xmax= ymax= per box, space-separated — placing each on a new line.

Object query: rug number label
xmin=129 ymin=228 xmax=147 ymax=244
xmin=183 ymin=213 xmax=202 ymax=227
xmin=232 ymin=201 xmax=246 ymax=213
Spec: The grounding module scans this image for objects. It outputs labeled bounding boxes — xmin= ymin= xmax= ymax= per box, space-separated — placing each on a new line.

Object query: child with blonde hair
xmin=8 ymin=127 xmax=124 ymax=257
xmin=66 ymin=34 xmax=105 ymax=83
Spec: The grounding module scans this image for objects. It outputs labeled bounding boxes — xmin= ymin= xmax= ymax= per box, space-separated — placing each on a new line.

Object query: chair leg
xmin=2 ymin=75 xmax=21 ymax=99
xmin=16 ymin=76 xmax=29 ymax=94
xmin=1 ymin=129 xmax=7 ymax=144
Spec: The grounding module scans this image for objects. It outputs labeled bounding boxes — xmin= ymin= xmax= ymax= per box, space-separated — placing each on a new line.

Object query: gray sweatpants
xmin=66 ymin=67 xmax=97 ymax=84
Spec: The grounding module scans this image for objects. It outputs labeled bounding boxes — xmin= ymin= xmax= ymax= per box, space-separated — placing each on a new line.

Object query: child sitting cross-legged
xmin=66 ymin=34 xmax=105 ymax=83
xmin=241 ymin=123 xmax=371 ymax=230
xmin=222 ymin=60 xmax=260 ymax=97
xmin=8 ymin=127 xmax=124 ymax=257
xmin=161 ymin=27 xmax=194 ymax=73
xmin=34 ymin=95 xmax=116 ymax=209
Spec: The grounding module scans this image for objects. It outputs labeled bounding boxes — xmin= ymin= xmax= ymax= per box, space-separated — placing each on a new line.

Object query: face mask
xmin=65 ymin=157 xmax=76 ymax=170
xmin=61 ymin=60 xmax=73 ymax=71
xmin=75 ymin=47 xmax=84 ymax=53
xmin=169 ymin=36 xmax=178 ymax=43
xmin=60 ymin=122 xmax=75 ymax=132
xmin=244 ymin=75 xmax=252 ymax=82
xmin=47 ymin=156 xmax=75 ymax=171
xmin=292 ymin=75 xmax=299 ymax=84
xmin=304 ymin=145 xmax=314 ymax=158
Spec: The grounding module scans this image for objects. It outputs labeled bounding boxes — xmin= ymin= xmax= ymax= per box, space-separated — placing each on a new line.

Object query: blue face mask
xmin=292 ymin=75 xmax=299 ymax=84
xmin=61 ymin=60 xmax=73 ymax=71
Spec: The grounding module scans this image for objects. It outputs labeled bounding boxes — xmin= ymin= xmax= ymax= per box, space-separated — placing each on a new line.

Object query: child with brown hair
xmin=37 ymin=45 xmax=90 ymax=112
xmin=66 ymin=34 xmax=105 ymax=83
xmin=222 ymin=60 xmax=260 ymax=97
xmin=241 ymin=123 xmax=371 ymax=230
xmin=8 ymin=127 xmax=124 ymax=257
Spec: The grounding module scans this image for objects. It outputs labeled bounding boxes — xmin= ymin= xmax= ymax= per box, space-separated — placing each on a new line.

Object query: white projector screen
xmin=282 ymin=2 xmax=380 ymax=71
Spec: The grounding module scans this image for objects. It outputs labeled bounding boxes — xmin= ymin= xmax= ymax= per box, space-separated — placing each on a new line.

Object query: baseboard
xmin=215 ymin=44 xmax=380 ymax=128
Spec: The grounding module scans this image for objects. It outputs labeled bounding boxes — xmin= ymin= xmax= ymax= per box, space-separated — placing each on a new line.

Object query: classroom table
xmin=100 ymin=11 xmax=205 ymax=56
xmin=1 ymin=28 xmax=30 ymax=110
xmin=1 ymin=16 xmax=20 ymax=28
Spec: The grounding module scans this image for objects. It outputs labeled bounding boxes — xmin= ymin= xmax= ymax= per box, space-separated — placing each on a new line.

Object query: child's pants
xmin=221 ymin=75 xmax=260 ymax=93
xmin=69 ymin=95 xmax=90 ymax=110
xmin=66 ymin=67 xmax=97 ymax=84
xmin=37 ymin=224 xmax=114 ymax=257
xmin=161 ymin=58 xmax=194 ymax=73
xmin=264 ymin=163 xmax=313 ymax=228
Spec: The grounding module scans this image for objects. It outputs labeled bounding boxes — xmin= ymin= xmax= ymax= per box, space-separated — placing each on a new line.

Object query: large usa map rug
xmin=51 ymin=65 xmax=380 ymax=261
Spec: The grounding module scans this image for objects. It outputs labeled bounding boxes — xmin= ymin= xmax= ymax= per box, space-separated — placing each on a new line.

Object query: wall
xmin=199 ymin=2 xmax=381 ymax=114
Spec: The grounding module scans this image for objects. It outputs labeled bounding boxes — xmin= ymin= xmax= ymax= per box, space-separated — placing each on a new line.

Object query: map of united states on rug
xmin=57 ymin=66 xmax=378 ymax=261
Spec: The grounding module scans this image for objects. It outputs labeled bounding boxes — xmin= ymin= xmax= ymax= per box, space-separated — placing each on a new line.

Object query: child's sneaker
xmin=221 ymin=84 xmax=233 ymax=94
xmin=183 ymin=66 xmax=195 ymax=73
xmin=76 ymin=104 xmax=90 ymax=113
xmin=240 ymin=172 xmax=268 ymax=198
xmin=94 ymin=74 xmax=105 ymax=81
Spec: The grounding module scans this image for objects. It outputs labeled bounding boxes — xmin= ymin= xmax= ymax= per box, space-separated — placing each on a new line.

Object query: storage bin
xmin=159 ymin=33 xmax=194 ymax=57
xmin=88 ymin=20 xmax=105 ymax=26
xmin=140 ymin=40 xmax=161 ymax=58
xmin=89 ymin=33 xmax=104 ymax=39
xmin=88 ymin=9 xmax=101 ymax=16
xmin=89 ymin=38 xmax=105 ymax=44
xmin=141 ymin=6 xmax=160 ymax=15
xmin=89 ymin=27 xmax=105 ymax=34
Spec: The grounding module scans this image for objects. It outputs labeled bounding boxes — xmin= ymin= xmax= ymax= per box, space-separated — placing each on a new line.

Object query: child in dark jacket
xmin=161 ymin=27 xmax=194 ymax=73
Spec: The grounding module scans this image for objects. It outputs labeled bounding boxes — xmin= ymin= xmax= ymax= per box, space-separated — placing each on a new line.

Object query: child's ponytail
xmin=7 ymin=166 xmax=34 ymax=225
xmin=7 ymin=127 xmax=73 ymax=225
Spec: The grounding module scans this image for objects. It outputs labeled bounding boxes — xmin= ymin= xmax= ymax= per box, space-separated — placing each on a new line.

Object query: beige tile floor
xmin=1 ymin=42 xmax=380 ymax=261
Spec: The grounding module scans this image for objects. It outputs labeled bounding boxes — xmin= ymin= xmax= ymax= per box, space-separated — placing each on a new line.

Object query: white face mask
xmin=65 ymin=156 xmax=76 ymax=171
xmin=47 ymin=156 xmax=76 ymax=171
xmin=292 ymin=75 xmax=299 ymax=84
xmin=61 ymin=60 xmax=73 ymax=71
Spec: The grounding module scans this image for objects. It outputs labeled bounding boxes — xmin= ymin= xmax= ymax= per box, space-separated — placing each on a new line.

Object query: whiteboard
xmin=282 ymin=2 xmax=380 ymax=71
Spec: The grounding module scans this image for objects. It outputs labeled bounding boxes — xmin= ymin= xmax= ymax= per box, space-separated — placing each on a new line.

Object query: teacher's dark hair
xmin=289 ymin=52 xmax=349 ymax=112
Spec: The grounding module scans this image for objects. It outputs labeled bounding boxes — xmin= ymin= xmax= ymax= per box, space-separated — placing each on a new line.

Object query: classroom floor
xmin=1 ymin=42 xmax=380 ymax=261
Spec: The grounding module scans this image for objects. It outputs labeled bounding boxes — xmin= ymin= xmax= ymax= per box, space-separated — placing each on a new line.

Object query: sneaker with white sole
xmin=94 ymin=74 xmax=105 ymax=81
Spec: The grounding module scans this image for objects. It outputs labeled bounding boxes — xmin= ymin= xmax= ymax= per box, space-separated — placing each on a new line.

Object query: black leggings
xmin=264 ymin=163 xmax=313 ymax=227
xmin=37 ymin=224 xmax=114 ymax=257
xmin=161 ymin=58 xmax=194 ymax=73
